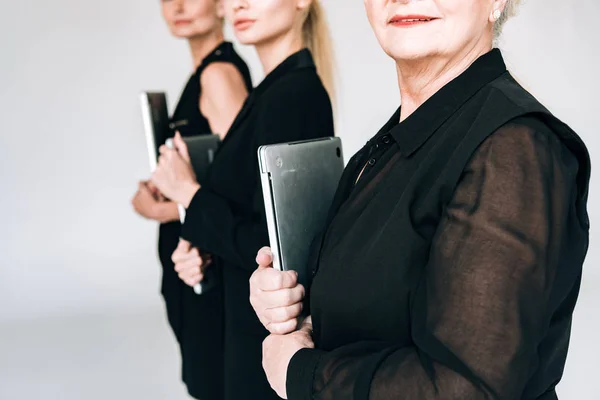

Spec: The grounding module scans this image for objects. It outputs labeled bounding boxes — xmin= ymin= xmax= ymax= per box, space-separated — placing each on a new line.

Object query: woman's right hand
xmin=250 ymin=247 xmax=305 ymax=335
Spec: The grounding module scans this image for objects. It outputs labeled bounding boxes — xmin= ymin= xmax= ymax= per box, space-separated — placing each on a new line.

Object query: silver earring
xmin=492 ymin=9 xmax=502 ymax=21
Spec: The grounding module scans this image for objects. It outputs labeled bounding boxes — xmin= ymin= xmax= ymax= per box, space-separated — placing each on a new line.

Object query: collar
xmin=383 ymin=49 xmax=508 ymax=157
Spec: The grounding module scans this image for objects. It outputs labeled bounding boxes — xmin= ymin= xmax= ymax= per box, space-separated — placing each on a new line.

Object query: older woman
xmin=249 ymin=0 xmax=591 ymax=399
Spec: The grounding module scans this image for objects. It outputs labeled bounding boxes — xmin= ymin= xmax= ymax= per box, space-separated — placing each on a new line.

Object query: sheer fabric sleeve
xmin=286 ymin=119 xmax=582 ymax=400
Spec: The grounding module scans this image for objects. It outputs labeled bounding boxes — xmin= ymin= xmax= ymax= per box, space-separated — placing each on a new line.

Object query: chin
xmin=170 ymin=27 xmax=193 ymax=39
xmin=235 ymin=29 xmax=269 ymax=47
xmin=384 ymin=41 xmax=435 ymax=62
xmin=233 ymin=31 xmax=257 ymax=46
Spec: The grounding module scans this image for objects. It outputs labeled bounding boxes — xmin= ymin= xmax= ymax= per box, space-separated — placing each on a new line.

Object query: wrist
xmin=149 ymin=201 xmax=163 ymax=221
xmin=179 ymin=181 xmax=201 ymax=208
xmin=152 ymin=201 xmax=179 ymax=223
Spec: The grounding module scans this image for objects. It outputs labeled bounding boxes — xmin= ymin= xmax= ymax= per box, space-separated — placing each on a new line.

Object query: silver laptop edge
xmin=259 ymin=145 xmax=284 ymax=271
xmin=140 ymin=92 xmax=158 ymax=172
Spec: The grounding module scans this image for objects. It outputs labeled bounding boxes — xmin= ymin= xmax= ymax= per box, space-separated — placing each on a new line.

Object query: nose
xmin=229 ymin=0 xmax=248 ymax=12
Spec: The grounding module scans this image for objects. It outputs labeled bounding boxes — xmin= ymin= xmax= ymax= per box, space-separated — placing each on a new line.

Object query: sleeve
xmin=180 ymin=78 xmax=334 ymax=270
xmin=286 ymin=120 xmax=583 ymax=400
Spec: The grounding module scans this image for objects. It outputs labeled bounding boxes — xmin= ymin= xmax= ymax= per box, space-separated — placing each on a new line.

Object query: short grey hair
xmin=493 ymin=0 xmax=522 ymax=43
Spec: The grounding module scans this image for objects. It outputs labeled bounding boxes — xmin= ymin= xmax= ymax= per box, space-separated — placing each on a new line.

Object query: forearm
xmin=181 ymin=186 xmax=269 ymax=269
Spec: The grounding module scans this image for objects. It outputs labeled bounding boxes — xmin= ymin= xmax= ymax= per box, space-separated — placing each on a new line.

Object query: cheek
xmin=190 ymin=2 xmax=215 ymax=21
xmin=258 ymin=0 xmax=292 ymax=20
xmin=161 ymin=5 xmax=173 ymax=23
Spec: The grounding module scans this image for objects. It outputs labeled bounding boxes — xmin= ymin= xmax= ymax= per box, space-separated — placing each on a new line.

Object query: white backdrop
xmin=0 ymin=0 xmax=598 ymax=397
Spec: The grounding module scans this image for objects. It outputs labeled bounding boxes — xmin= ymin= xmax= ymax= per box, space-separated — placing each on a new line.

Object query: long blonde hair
xmin=302 ymin=0 xmax=335 ymax=104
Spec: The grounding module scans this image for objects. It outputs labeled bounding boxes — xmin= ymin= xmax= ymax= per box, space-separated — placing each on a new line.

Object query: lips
xmin=234 ymin=18 xmax=256 ymax=31
xmin=388 ymin=15 xmax=438 ymax=26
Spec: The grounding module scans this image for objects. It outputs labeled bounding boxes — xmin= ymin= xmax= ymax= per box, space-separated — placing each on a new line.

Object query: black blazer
xmin=179 ymin=49 xmax=334 ymax=400
xmin=181 ymin=49 xmax=334 ymax=329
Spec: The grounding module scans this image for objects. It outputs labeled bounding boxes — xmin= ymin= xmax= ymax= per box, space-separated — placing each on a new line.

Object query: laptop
xmin=258 ymin=137 xmax=344 ymax=289
xmin=164 ymin=137 xmax=220 ymax=296
xmin=140 ymin=91 xmax=170 ymax=171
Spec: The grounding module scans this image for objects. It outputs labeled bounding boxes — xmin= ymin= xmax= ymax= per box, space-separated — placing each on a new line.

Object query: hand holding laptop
xmin=172 ymin=239 xmax=213 ymax=288
xmin=250 ymin=246 xmax=305 ymax=335
xmin=151 ymin=132 xmax=200 ymax=208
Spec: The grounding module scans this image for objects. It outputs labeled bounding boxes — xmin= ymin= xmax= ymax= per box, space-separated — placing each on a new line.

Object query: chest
xmin=204 ymin=112 xmax=260 ymax=206
xmin=310 ymin=121 xmax=482 ymax=349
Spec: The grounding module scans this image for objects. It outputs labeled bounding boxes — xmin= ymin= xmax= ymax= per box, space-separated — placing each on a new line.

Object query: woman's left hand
xmin=151 ymin=132 xmax=199 ymax=207
xmin=262 ymin=316 xmax=315 ymax=399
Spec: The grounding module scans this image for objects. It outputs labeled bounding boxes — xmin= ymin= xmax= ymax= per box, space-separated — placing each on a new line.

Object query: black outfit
xmin=158 ymin=41 xmax=253 ymax=400
xmin=180 ymin=49 xmax=334 ymax=400
xmin=287 ymin=49 xmax=591 ymax=400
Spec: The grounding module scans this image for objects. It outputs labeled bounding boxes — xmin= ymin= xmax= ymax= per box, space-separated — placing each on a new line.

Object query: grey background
xmin=0 ymin=0 xmax=597 ymax=398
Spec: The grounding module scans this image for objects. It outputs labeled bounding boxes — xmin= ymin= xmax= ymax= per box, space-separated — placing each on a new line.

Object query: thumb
xmin=299 ymin=315 xmax=313 ymax=334
xmin=174 ymin=132 xmax=191 ymax=162
xmin=179 ymin=239 xmax=191 ymax=252
xmin=256 ymin=247 xmax=274 ymax=268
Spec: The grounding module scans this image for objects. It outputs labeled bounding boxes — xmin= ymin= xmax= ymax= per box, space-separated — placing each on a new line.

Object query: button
xmin=215 ymin=50 xmax=222 ymax=56
xmin=368 ymin=158 xmax=376 ymax=166
xmin=382 ymin=135 xmax=391 ymax=144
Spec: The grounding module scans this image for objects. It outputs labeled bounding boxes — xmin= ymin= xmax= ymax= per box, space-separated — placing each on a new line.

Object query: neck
xmin=187 ymin=29 xmax=225 ymax=69
xmin=255 ymin=30 xmax=304 ymax=76
xmin=396 ymin=39 xmax=492 ymax=122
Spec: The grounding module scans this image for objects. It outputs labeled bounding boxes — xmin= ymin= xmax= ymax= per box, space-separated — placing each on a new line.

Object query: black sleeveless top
xmin=158 ymin=42 xmax=253 ymax=270
xmin=169 ymin=41 xmax=253 ymax=138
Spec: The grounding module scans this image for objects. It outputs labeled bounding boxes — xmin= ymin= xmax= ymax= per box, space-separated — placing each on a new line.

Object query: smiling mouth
xmin=389 ymin=16 xmax=438 ymax=26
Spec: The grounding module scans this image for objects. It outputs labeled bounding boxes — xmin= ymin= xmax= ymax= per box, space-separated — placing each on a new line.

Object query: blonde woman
xmin=151 ymin=0 xmax=335 ymax=398
xmin=249 ymin=0 xmax=591 ymax=399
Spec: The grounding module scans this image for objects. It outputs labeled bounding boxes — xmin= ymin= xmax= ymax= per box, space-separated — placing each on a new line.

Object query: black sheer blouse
xmin=286 ymin=49 xmax=591 ymax=400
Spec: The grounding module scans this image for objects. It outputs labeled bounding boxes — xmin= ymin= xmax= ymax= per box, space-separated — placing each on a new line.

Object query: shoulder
xmin=199 ymin=62 xmax=247 ymax=92
xmin=473 ymin=116 xmax=579 ymax=180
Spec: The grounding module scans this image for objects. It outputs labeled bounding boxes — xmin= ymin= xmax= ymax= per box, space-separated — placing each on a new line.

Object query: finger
xmin=172 ymin=241 xmax=192 ymax=263
xmin=264 ymin=303 xmax=303 ymax=324
xmin=299 ymin=315 xmax=313 ymax=333
xmin=178 ymin=266 xmax=202 ymax=282
xmin=173 ymin=257 xmax=200 ymax=273
xmin=255 ymin=247 xmax=273 ymax=268
xmin=174 ymin=132 xmax=191 ymax=162
xmin=255 ymin=269 xmax=299 ymax=292
xmin=180 ymin=239 xmax=191 ymax=250
xmin=174 ymin=258 xmax=202 ymax=274
xmin=184 ymin=273 xmax=203 ymax=287
xmin=173 ymin=248 xmax=201 ymax=264
xmin=265 ymin=285 xmax=305 ymax=308
xmin=145 ymin=181 xmax=159 ymax=194
xmin=182 ymin=274 xmax=204 ymax=287
xmin=158 ymin=145 xmax=169 ymax=155
xmin=266 ymin=319 xmax=298 ymax=335
xmin=138 ymin=183 xmax=152 ymax=195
